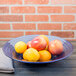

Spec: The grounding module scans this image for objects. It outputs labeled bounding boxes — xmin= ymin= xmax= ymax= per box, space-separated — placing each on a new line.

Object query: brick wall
xmin=0 ymin=0 xmax=76 ymax=41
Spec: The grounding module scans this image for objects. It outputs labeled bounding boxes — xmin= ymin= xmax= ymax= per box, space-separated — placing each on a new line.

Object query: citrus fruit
xmin=15 ymin=41 xmax=27 ymax=54
xmin=39 ymin=50 xmax=51 ymax=61
xmin=23 ymin=48 xmax=40 ymax=62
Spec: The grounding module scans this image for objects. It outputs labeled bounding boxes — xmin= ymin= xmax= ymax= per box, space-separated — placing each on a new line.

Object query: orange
xmin=40 ymin=35 xmax=49 ymax=49
xmin=39 ymin=50 xmax=51 ymax=61
xmin=15 ymin=41 xmax=27 ymax=53
xmin=23 ymin=48 xmax=40 ymax=62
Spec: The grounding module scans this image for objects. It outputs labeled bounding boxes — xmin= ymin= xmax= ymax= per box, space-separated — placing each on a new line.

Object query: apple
xmin=27 ymin=41 xmax=32 ymax=48
xmin=40 ymin=35 xmax=49 ymax=49
xmin=48 ymin=39 xmax=63 ymax=55
xmin=31 ymin=36 xmax=47 ymax=51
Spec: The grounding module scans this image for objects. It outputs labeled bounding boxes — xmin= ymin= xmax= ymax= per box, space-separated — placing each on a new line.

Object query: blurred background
xmin=0 ymin=0 xmax=76 ymax=41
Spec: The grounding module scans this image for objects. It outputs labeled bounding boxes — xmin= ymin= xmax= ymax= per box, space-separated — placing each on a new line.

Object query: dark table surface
xmin=0 ymin=41 xmax=76 ymax=76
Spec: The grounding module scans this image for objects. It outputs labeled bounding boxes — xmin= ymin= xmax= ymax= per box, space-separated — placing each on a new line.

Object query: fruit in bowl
xmin=31 ymin=36 xmax=47 ymax=51
xmin=14 ymin=35 xmax=63 ymax=62
xmin=23 ymin=48 xmax=40 ymax=62
xmin=39 ymin=50 xmax=51 ymax=61
xmin=40 ymin=35 xmax=49 ymax=49
xmin=27 ymin=41 xmax=32 ymax=48
xmin=48 ymin=40 xmax=63 ymax=55
xmin=15 ymin=41 xmax=27 ymax=53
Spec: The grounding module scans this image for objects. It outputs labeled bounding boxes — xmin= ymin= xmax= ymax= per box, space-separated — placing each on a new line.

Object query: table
xmin=0 ymin=41 xmax=76 ymax=76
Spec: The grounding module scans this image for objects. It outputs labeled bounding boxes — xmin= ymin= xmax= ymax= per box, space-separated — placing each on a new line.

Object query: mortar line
xmin=0 ymin=13 xmax=76 ymax=15
xmin=0 ymin=5 xmax=76 ymax=6
xmin=48 ymin=31 xmax=51 ymax=35
xmin=0 ymin=22 xmax=75 ymax=23
xmin=23 ymin=15 xmax=25 ymax=22
xmin=35 ymin=6 xmax=37 ymax=14
xmin=9 ymin=6 xmax=11 ymax=14
xmin=49 ymin=15 xmax=51 ymax=22
xmin=49 ymin=0 xmax=51 ymax=5
xmin=24 ymin=31 xmax=25 ymax=35
xmin=10 ymin=23 xmax=13 ymax=30
xmin=22 ymin=0 xmax=24 ymax=5
xmin=0 ymin=30 xmax=75 ymax=31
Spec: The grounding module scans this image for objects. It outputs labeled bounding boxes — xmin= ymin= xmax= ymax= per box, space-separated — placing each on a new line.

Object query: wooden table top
xmin=0 ymin=41 xmax=76 ymax=76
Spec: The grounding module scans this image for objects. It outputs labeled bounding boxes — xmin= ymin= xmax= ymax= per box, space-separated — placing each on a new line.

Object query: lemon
xmin=23 ymin=48 xmax=40 ymax=62
xmin=15 ymin=41 xmax=27 ymax=53
xmin=39 ymin=50 xmax=51 ymax=61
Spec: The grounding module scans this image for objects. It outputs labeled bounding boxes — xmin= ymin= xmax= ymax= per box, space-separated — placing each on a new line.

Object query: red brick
xmin=0 ymin=0 xmax=22 ymax=4
xmin=25 ymin=31 xmax=48 ymax=35
xmin=51 ymin=15 xmax=75 ymax=22
xmin=24 ymin=0 xmax=49 ymax=4
xmin=63 ymin=23 xmax=76 ymax=30
xmin=11 ymin=6 xmax=35 ymax=13
xmin=38 ymin=23 xmax=62 ymax=30
xmin=0 ymin=24 xmax=10 ymax=30
xmin=12 ymin=23 xmax=36 ymax=30
xmin=0 ymin=15 xmax=23 ymax=22
xmin=38 ymin=6 xmax=62 ymax=13
xmin=51 ymin=0 xmax=76 ymax=4
xmin=0 ymin=32 xmax=24 ymax=38
xmin=0 ymin=7 xmax=9 ymax=13
xmin=25 ymin=15 xmax=48 ymax=22
xmin=64 ymin=6 xmax=76 ymax=13
xmin=0 ymin=39 xmax=11 ymax=41
xmin=66 ymin=39 xmax=76 ymax=41
xmin=51 ymin=31 xmax=74 ymax=38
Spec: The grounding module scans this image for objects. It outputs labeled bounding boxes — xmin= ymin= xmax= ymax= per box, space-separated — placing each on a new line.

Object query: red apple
xmin=27 ymin=41 xmax=32 ymax=48
xmin=48 ymin=39 xmax=63 ymax=55
xmin=31 ymin=36 xmax=47 ymax=51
